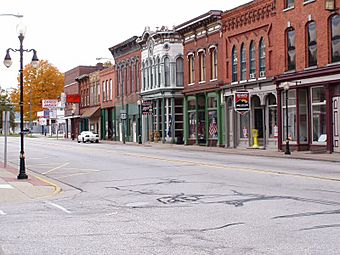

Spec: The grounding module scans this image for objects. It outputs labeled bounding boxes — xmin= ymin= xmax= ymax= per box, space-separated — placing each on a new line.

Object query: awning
xmin=81 ymin=106 xmax=101 ymax=119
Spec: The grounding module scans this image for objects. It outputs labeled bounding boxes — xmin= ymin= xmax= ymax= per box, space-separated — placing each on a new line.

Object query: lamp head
xmin=31 ymin=50 xmax=39 ymax=68
xmin=3 ymin=50 xmax=12 ymax=68
xmin=283 ymin=82 xmax=290 ymax=91
xmin=16 ymin=22 xmax=27 ymax=36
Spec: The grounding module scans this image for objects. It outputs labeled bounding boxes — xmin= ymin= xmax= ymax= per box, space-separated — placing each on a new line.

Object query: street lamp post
xmin=137 ymin=99 xmax=143 ymax=144
xmin=283 ymin=82 xmax=291 ymax=155
xmin=3 ymin=22 xmax=39 ymax=179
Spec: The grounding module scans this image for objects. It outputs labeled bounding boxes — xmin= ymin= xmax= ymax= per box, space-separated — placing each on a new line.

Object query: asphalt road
xmin=1 ymin=137 xmax=340 ymax=255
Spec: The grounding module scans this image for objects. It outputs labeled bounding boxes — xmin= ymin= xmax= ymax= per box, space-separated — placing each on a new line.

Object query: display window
xmin=311 ymin=87 xmax=326 ymax=144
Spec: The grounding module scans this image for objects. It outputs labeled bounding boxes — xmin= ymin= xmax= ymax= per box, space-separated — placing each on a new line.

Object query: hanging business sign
xmin=142 ymin=101 xmax=153 ymax=115
xmin=234 ymin=91 xmax=250 ymax=115
xmin=66 ymin=94 xmax=81 ymax=103
xmin=42 ymin=99 xmax=58 ymax=109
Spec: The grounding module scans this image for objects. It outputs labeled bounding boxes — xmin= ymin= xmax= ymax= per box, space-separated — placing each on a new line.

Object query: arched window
xmin=249 ymin=41 xmax=256 ymax=79
xmin=240 ymin=43 xmax=246 ymax=81
xmin=307 ymin=21 xmax=317 ymax=67
xmin=164 ymin=57 xmax=170 ymax=87
xmin=259 ymin=38 xmax=266 ymax=77
xmin=157 ymin=57 xmax=161 ymax=87
xmin=210 ymin=47 xmax=218 ymax=80
xmin=176 ymin=57 xmax=184 ymax=87
xmin=146 ymin=60 xmax=149 ymax=89
xmin=142 ymin=62 xmax=146 ymax=91
xmin=232 ymin=46 xmax=238 ymax=82
xmin=188 ymin=54 xmax=195 ymax=84
xmin=287 ymin=27 xmax=296 ymax=71
xmin=150 ymin=59 xmax=153 ymax=89
xmin=198 ymin=51 xmax=206 ymax=82
xmin=331 ymin=15 xmax=340 ymax=63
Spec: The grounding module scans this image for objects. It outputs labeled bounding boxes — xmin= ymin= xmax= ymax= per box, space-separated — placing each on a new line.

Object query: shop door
xmin=254 ymin=108 xmax=264 ymax=138
xmin=333 ymin=97 xmax=340 ymax=153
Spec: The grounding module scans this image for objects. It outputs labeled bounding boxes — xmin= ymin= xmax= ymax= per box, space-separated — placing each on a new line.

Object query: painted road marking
xmin=0 ymin=210 xmax=7 ymax=215
xmin=46 ymin=202 xmax=71 ymax=214
xmin=0 ymin=184 xmax=14 ymax=189
xmin=42 ymin=162 xmax=70 ymax=175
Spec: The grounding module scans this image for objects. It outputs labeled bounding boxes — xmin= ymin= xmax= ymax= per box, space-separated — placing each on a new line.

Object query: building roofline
xmin=175 ymin=10 xmax=222 ymax=32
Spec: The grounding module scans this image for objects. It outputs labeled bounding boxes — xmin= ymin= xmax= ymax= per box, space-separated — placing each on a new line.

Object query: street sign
xmin=142 ymin=101 xmax=153 ymax=115
xmin=42 ymin=99 xmax=58 ymax=109
xmin=120 ymin=110 xmax=127 ymax=120
xmin=234 ymin=91 xmax=250 ymax=115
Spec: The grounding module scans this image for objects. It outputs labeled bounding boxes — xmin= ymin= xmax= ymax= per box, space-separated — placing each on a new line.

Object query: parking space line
xmin=42 ymin=162 xmax=70 ymax=175
xmin=46 ymin=202 xmax=71 ymax=214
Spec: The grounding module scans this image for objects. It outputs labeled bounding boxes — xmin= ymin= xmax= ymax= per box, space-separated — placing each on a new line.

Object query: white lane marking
xmin=0 ymin=210 xmax=7 ymax=215
xmin=0 ymin=184 xmax=14 ymax=189
xmin=42 ymin=162 xmax=70 ymax=175
xmin=46 ymin=202 xmax=72 ymax=214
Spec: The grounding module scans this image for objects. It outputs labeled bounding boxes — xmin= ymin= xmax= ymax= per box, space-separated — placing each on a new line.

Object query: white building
xmin=137 ymin=26 xmax=184 ymax=143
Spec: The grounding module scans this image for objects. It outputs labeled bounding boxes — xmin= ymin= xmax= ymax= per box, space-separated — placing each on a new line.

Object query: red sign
xmin=66 ymin=94 xmax=81 ymax=103
xmin=234 ymin=91 xmax=250 ymax=115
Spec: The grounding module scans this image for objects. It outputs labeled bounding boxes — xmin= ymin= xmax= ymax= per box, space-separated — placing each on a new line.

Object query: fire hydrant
xmin=252 ymin=129 xmax=259 ymax=148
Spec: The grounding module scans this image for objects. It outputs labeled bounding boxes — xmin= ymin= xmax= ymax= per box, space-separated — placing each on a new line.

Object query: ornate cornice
xmin=223 ymin=2 xmax=276 ymax=31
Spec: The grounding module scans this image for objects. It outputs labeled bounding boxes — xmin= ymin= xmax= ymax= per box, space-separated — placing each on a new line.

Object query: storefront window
xmin=208 ymin=96 xmax=217 ymax=108
xmin=268 ymin=94 xmax=277 ymax=138
xmin=282 ymin=89 xmax=297 ymax=141
xmin=298 ymin=89 xmax=308 ymax=143
xmin=311 ymin=87 xmax=326 ymax=144
xmin=198 ymin=111 xmax=206 ymax=141
xmin=208 ymin=111 xmax=218 ymax=139
xmin=240 ymin=113 xmax=250 ymax=139
xmin=188 ymin=97 xmax=196 ymax=139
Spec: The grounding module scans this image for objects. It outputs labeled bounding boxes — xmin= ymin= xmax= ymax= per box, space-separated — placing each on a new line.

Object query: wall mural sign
xmin=234 ymin=91 xmax=250 ymax=115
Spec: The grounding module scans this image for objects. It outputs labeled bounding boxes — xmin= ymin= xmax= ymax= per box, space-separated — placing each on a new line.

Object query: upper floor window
xmin=240 ymin=43 xmax=246 ymax=81
xmin=307 ymin=21 xmax=317 ymax=67
xmin=249 ymin=41 xmax=256 ymax=79
xmin=259 ymin=38 xmax=266 ymax=76
xmin=287 ymin=27 xmax=296 ymax=71
xmin=157 ymin=58 xmax=161 ymax=87
xmin=210 ymin=47 xmax=218 ymax=80
xmin=102 ymin=81 xmax=106 ymax=102
xmin=285 ymin=0 xmax=294 ymax=9
xmin=188 ymin=54 xmax=195 ymax=84
xmin=150 ymin=59 xmax=154 ymax=89
xmin=109 ymin=79 xmax=113 ymax=100
xmin=142 ymin=63 xmax=146 ymax=91
xmin=176 ymin=57 xmax=184 ymax=87
xmin=146 ymin=60 xmax=149 ymax=89
xmin=164 ymin=57 xmax=170 ymax=87
xmin=331 ymin=15 xmax=340 ymax=63
xmin=232 ymin=46 xmax=238 ymax=82
xmin=198 ymin=51 xmax=206 ymax=82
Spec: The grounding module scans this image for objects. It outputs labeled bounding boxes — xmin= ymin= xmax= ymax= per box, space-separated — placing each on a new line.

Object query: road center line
xmin=42 ymin=162 xmax=70 ymax=175
xmin=46 ymin=202 xmax=71 ymax=214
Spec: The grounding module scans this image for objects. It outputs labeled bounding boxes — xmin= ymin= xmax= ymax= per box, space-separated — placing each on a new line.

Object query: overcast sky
xmin=0 ymin=0 xmax=250 ymax=90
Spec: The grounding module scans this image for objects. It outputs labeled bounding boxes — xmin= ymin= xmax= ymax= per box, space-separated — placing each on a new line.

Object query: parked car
xmin=77 ymin=131 xmax=99 ymax=143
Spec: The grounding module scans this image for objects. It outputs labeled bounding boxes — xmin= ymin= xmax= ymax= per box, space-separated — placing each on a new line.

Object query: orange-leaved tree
xmin=10 ymin=60 xmax=64 ymax=122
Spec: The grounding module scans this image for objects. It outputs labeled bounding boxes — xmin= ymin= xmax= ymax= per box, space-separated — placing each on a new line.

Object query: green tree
xmin=0 ymin=90 xmax=15 ymax=133
xmin=10 ymin=60 xmax=64 ymax=122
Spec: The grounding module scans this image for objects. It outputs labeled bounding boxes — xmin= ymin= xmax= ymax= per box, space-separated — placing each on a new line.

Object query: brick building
xmin=222 ymin=1 xmax=277 ymax=149
xmin=176 ymin=10 xmax=225 ymax=147
xmin=99 ymin=66 xmax=116 ymax=140
xmin=109 ymin=36 xmax=141 ymax=143
xmin=274 ymin=0 xmax=340 ymax=153
xmin=64 ymin=65 xmax=103 ymax=139
xmin=76 ymin=65 xmax=104 ymax=135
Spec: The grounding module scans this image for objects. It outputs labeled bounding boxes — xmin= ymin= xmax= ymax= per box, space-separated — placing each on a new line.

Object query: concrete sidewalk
xmin=100 ymin=140 xmax=340 ymax=163
xmin=0 ymin=163 xmax=60 ymax=204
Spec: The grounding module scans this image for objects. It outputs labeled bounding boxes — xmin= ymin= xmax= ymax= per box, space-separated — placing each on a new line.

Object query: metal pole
xmin=138 ymin=102 xmax=142 ymax=144
xmin=18 ymin=33 xmax=28 ymax=179
xmin=121 ymin=70 xmax=125 ymax=144
xmin=285 ymin=89 xmax=291 ymax=155
xmin=4 ymin=109 xmax=8 ymax=168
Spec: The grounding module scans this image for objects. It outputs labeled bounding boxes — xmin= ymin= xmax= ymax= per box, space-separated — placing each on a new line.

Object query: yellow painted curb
xmin=34 ymin=175 xmax=62 ymax=199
